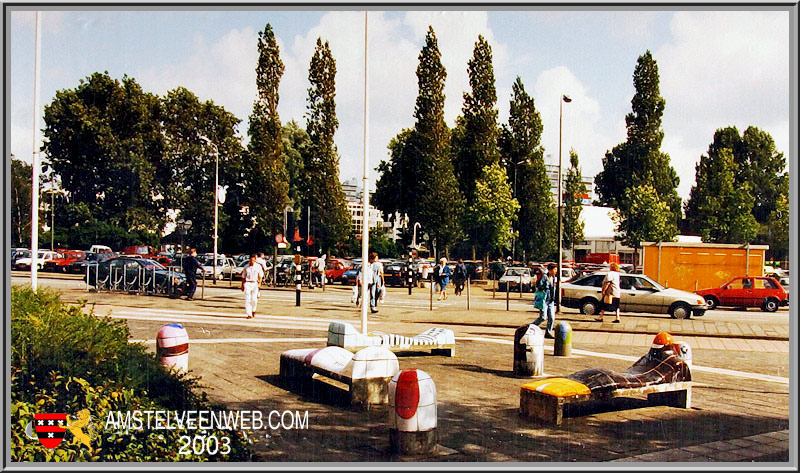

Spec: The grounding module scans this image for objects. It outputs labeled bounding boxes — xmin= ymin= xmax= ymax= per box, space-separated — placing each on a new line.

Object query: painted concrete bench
xmin=280 ymin=345 xmax=400 ymax=408
xmin=520 ymin=332 xmax=693 ymax=425
xmin=327 ymin=322 xmax=455 ymax=357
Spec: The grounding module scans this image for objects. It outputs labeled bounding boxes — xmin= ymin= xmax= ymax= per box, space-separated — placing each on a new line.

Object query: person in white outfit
xmin=596 ymin=261 xmax=622 ymax=323
xmin=241 ymin=254 xmax=264 ymax=319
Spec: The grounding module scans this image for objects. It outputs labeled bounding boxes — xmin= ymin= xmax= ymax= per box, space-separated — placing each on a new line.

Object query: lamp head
xmin=562 ymin=95 xmax=572 ymax=103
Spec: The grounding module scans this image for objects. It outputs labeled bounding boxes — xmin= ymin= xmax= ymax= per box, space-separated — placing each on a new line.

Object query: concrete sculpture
xmin=156 ymin=323 xmax=189 ymax=371
xmin=280 ymin=345 xmax=400 ymax=408
xmin=327 ymin=322 xmax=455 ymax=357
xmin=389 ymin=369 xmax=438 ymax=455
xmin=513 ymin=324 xmax=544 ymax=377
xmin=520 ymin=332 xmax=693 ymax=424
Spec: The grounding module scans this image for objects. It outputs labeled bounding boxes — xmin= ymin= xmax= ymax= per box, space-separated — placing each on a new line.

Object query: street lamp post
xmin=176 ymin=218 xmax=192 ymax=268
xmin=557 ymin=94 xmax=572 ymax=311
xmin=512 ymin=159 xmax=525 ymax=261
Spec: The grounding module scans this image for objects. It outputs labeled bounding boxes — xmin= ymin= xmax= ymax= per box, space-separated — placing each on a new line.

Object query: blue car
xmin=340 ymin=264 xmax=361 ymax=286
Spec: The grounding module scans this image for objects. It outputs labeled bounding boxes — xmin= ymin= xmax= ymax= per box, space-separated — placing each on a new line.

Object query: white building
xmin=545 ymin=162 xmax=595 ymax=205
xmin=342 ymin=177 xmax=402 ymax=238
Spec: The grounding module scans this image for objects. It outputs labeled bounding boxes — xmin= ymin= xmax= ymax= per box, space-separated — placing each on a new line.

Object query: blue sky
xmin=8 ymin=7 xmax=792 ymax=202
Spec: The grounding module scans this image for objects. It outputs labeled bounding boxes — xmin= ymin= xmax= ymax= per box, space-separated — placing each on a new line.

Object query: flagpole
xmin=360 ymin=10 xmax=370 ymax=334
xmin=30 ymin=11 xmax=42 ymax=290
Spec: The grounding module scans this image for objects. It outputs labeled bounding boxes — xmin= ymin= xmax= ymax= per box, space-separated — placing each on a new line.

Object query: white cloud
xmin=657 ymin=10 xmax=790 ymax=198
xmin=534 ymin=66 xmax=610 ymax=179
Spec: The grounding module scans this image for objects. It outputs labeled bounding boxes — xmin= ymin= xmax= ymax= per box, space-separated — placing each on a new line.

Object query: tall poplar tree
xmin=245 ymin=23 xmax=289 ymax=248
xmin=500 ymin=77 xmax=556 ymax=261
xmin=595 ymin=50 xmax=681 ymax=225
xmin=562 ymin=149 xmax=586 ymax=255
xmin=302 ymin=38 xmax=350 ymax=253
xmin=452 ymin=35 xmax=500 ymax=254
xmin=412 ymin=27 xmax=463 ymax=253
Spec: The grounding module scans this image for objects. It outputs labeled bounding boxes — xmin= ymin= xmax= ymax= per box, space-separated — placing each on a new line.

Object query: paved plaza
xmin=13 ymin=273 xmax=794 ymax=463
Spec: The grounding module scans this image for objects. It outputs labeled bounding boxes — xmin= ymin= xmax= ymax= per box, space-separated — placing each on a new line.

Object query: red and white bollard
xmin=388 ymin=369 xmax=437 ymax=455
xmin=157 ymin=323 xmax=189 ymax=371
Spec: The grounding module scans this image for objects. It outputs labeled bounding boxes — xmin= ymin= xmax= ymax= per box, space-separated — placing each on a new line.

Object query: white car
xmin=499 ymin=267 xmax=533 ymax=292
xmin=561 ymin=271 xmax=708 ymax=319
xmin=14 ymin=250 xmax=61 ymax=270
xmin=197 ymin=255 xmax=235 ymax=280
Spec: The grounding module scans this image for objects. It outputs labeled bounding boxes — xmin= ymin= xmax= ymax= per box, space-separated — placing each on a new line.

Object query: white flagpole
xmin=360 ymin=11 xmax=370 ymax=334
xmin=30 ymin=11 xmax=42 ymax=290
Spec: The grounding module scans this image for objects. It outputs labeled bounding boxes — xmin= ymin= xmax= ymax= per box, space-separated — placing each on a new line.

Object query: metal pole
xmin=201 ymin=271 xmax=205 ymax=299
xmin=407 ymin=257 xmax=413 ymax=295
xmin=30 ymin=11 xmax=42 ymax=290
xmin=467 ymin=277 xmax=470 ymax=311
xmin=360 ymin=10 xmax=370 ymax=334
xmin=520 ymin=275 xmax=523 ymax=299
xmin=213 ymin=146 xmax=219 ymax=285
xmin=506 ymin=279 xmax=510 ymax=311
xmin=50 ymin=189 xmax=54 ymax=250
xmin=557 ymin=95 xmax=571 ymax=312
xmin=295 ymin=259 xmax=302 ymax=307
xmin=429 ymin=275 xmax=433 ymax=311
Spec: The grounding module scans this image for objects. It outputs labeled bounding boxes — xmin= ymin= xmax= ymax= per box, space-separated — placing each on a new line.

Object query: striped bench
xmin=279 ymin=345 xmax=399 ymax=408
xmin=327 ymin=322 xmax=455 ymax=357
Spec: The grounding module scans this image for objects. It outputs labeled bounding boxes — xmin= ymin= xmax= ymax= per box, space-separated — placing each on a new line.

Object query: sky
xmin=7 ymin=7 xmax=793 ymax=202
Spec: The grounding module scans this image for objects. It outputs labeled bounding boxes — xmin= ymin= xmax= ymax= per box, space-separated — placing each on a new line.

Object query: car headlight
xmin=696 ymin=298 xmax=705 ymax=305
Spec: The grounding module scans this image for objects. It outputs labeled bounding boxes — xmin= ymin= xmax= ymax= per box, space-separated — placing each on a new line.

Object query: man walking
xmin=369 ymin=252 xmax=384 ymax=313
xmin=532 ymin=263 xmax=558 ymax=338
xmin=181 ymin=248 xmax=202 ymax=301
xmin=241 ymin=254 xmax=264 ymax=319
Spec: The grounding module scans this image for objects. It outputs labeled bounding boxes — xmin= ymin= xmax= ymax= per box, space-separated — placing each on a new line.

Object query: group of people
xmin=432 ymin=258 xmax=471 ymax=300
xmin=531 ymin=261 xmax=622 ymax=338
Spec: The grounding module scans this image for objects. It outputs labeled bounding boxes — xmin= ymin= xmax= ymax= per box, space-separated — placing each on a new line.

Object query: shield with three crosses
xmin=34 ymin=413 xmax=67 ymax=448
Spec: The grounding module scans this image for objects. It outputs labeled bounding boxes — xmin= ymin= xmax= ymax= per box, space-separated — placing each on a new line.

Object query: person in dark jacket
xmin=453 ymin=259 xmax=468 ymax=296
xmin=532 ymin=263 xmax=558 ymax=338
xmin=181 ymin=248 xmax=202 ymax=301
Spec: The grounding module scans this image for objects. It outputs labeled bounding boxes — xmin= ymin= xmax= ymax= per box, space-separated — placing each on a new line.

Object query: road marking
xmin=455 ymin=337 xmax=789 ymax=385
xmin=131 ymin=337 xmax=327 ymax=344
xmin=106 ymin=313 xmax=331 ymax=332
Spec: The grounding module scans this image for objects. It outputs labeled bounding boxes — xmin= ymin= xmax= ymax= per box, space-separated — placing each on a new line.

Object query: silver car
xmin=499 ymin=267 xmax=533 ymax=292
xmin=561 ymin=271 xmax=708 ymax=319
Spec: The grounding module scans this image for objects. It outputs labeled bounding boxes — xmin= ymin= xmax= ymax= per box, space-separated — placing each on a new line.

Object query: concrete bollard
xmin=513 ymin=324 xmax=544 ymax=376
xmin=157 ymin=323 xmax=189 ymax=371
xmin=389 ymin=369 xmax=438 ymax=455
xmin=553 ymin=321 xmax=572 ymax=357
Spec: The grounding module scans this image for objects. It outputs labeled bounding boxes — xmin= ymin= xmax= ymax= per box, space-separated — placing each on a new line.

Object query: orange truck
xmin=640 ymin=242 xmax=768 ymax=293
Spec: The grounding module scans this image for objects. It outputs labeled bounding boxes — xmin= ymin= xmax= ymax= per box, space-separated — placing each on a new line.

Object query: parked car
xmin=44 ymin=250 xmax=86 ymax=272
xmin=14 ymin=250 xmax=61 ymax=271
xmin=561 ymin=271 xmax=708 ymax=319
xmin=70 ymin=251 xmax=115 ymax=274
xmin=89 ymin=244 xmax=113 ymax=254
xmin=11 ymin=248 xmax=30 ymax=267
xmin=197 ymin=255 xmax=235 ymax=280
xmin=498 ymin=267 xmax=533 ymax=292
xmin=464 ymin=260 xmax=484 ymax=280
xmin=384 ymin=259 xmax=411 ymax=287
xmin=340 ymin=264 xmax=361 ymax=286
xmin=84 ymin=256 xmax=186 ymax=297
xmin=325 ymin=258 xmax=354 ymax=283
xmin=696 ymin=276 xmax=789 ymax=312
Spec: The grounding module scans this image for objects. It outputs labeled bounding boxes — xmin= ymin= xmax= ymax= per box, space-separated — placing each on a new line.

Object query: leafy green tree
xmin=595 ymin=51 xmax=681 ymax=225
xmin=614 ymin=184 xmax=678 ymax=263
xmin=161 ymin=87 xmax=245 ymax=252
xmin=685 ymin=144 xmax=760 ymax=244
xmin=466 ymin=163 xmax=520 ymax=260
xmin=374 ymin=129 xmax=413 ymax=222
xmin=245 ymin=23 xmax=290 ymax=250
xmin=704 ymin=126 xmax=788 ymax=224
xmin=42 ymin=72 xmax=167 ymax=234
xmin=562 ymin=149 xmax=586 ymax=255
xmin=452 ymin=35 xmax=500 ymax=256
xmin=499 ymin=77 xmax=555 ymax=261
xmin=302 ymin=38 xmax=350 ymax=253
xmin=11 ymin=158 xmax=33 ymax=247
xmin=765 ymin=193 xmax=789 ymax=261
xmin=281 ymin=120 xmax=311 ymax=214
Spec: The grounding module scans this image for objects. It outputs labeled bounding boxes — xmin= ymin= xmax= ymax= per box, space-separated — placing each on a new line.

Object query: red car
xmin=325 ymin=258 xmax=353 ymax=283
xmin=696 ymin=276 xmax=788 ymax=312
xmin=44 ymin=250 xmax=85 ymax=273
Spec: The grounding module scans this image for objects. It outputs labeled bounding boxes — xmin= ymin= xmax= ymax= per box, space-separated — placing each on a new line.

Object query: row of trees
xmin=12 ymin=24 xmax=352 ymax=255
xmin=373 ymin=28 xmax=587 ymax=262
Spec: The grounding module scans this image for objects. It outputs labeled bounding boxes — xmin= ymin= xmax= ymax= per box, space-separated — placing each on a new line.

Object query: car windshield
xmin=637 ymin=275 xmax=665 ymax=291
xmin=504 ymin=269 xmax=528 ymax=277
xmin=140 ymin=259 xmax=166 ymax=270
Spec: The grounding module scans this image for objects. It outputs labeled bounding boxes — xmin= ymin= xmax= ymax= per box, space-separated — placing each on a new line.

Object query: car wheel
xmin=670 ymin=302 xmax=691 ymax=319
xmin=703 ymin=295 xmax=718 ymax=310
xmin=762 ymin=297 xmax=779 ymax=313
xmin=580 ymin=298 xmax=599 ymax=316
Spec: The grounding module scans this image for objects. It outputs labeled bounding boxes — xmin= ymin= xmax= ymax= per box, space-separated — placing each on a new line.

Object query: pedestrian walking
xmin=596 ymin=261 xmax=621 ymax=323
xmin=532 ymin=263 xmax=558 ymax=338
xmin=436 ymin=257 xmax=451 ymax=300
xmin=241 ymin=254 xmax=264 ymax=319
xmin=313 ymin=254 xmax=326 ymax=287
xmin=256 ymin=252 xmax=268 ymax=287
xmin=181 ymin=248 xmax=202 ymax=301
xmin=369 ymin=252 xmax=384 ymax=313
xmin=453 ymin=258 xmax=467 ymax=296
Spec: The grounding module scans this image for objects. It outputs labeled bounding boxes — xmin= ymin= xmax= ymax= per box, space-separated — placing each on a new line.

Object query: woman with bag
xmin=596 ymin=262 xmax=621 ymax=323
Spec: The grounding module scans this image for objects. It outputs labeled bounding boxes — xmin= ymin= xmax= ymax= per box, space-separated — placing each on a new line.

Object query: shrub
xmin=10 ymin=286 xmax=254 ymax=461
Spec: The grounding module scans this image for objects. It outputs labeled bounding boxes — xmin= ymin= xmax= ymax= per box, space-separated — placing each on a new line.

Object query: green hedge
xmin=10 ymin=286 xmax=254 ymax=462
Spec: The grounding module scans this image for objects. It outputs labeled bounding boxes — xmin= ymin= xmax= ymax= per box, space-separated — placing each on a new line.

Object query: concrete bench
xmin=280 ymin=345 xmax=400 ymax=408
xmin=520 ymin=378 xmax=692 ymax=425
xmin=327 ymin=322 xmax=455 ymax=357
